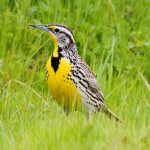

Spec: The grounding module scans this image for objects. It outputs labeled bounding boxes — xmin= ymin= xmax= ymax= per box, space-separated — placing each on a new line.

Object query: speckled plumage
xmin=30 ymin=24 xmax=121 ymax=122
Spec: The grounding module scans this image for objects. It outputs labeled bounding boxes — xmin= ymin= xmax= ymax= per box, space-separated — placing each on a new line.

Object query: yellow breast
xmin=46 ymin=56 xmax=82 ymax=110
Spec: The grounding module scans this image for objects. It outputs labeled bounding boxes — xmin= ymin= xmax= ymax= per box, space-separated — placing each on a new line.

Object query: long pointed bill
xmin=29 ymin=24 xmax=51 ymax=32
xmin=30 ymin=24 xmax=58 ymax=52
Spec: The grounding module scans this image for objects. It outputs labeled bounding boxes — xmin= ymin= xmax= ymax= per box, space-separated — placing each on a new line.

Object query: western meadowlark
xmin=30 ymin=24 xmax=121 ymax=122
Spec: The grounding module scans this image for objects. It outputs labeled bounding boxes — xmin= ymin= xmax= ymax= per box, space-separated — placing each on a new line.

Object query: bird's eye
xmin=54 ymin=28 xmax=60 ymax=32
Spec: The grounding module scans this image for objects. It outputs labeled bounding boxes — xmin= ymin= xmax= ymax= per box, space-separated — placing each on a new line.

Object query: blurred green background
xmin=0 ymin=0 xmax=150 ymax=149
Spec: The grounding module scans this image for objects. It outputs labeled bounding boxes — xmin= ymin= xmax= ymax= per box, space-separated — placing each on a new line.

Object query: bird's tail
xmin=101 ymin=104 xmax=122 ymax=123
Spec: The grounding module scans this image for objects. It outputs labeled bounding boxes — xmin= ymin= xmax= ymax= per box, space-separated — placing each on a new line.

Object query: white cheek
xmin=58 ymin=42 xmax=64 ymax=47
xmin=59 ymin=37 xmax=69 ymax=46
xmin=65 ymin=38 xmax=69 ymax=44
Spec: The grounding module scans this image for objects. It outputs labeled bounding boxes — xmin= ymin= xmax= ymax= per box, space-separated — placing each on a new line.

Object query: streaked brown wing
xmin=78 ymin=58 xmax=105 ymax=104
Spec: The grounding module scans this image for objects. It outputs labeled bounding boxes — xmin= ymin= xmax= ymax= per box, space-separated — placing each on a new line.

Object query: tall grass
xmin=0 ymin=0 xmax=150 ymax=149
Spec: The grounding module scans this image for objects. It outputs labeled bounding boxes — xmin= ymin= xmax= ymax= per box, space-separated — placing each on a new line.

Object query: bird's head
xmin=30 ymin=24 xmax=75 ymax=49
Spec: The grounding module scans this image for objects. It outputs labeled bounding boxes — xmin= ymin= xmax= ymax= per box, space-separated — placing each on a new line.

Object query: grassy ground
xmin=0 ymin=0 xmax=150 ymax=149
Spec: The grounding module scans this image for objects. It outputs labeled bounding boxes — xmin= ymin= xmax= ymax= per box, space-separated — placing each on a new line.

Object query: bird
xmin=30 ymin=24 xmax=121 ymax=122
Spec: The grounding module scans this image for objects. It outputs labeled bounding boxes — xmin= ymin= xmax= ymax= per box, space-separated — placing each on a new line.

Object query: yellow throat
xmin=46 ymin=31 xmax=82 ymax=110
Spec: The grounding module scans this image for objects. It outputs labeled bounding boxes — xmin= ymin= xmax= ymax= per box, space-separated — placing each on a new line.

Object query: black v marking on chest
xmin=51 ymin=47 xmax=63 ymax=73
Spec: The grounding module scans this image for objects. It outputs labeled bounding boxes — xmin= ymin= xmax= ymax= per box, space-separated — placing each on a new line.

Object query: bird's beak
xmin=30 ymin=24 xmax=58 ymax=46
xmin=29 ymin=24 xmax=51 ymax=32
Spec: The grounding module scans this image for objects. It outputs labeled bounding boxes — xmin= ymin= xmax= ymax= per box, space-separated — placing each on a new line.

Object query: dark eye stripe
xmin=59 ymin=31 xmax=74 ymax=44
xmin=55 ymin=24 xmax=73 ymax=35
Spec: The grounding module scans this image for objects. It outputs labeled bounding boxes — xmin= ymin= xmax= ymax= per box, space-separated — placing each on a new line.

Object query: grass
xmin=0 ymin=0 xmax=150 ymax=149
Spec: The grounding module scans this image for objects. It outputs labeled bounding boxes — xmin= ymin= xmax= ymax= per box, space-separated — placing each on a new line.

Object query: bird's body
xmin=30 ymin=24 xmax=121 ymax=122
xmin=46 ymin=54 xmax=82 ymax=110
